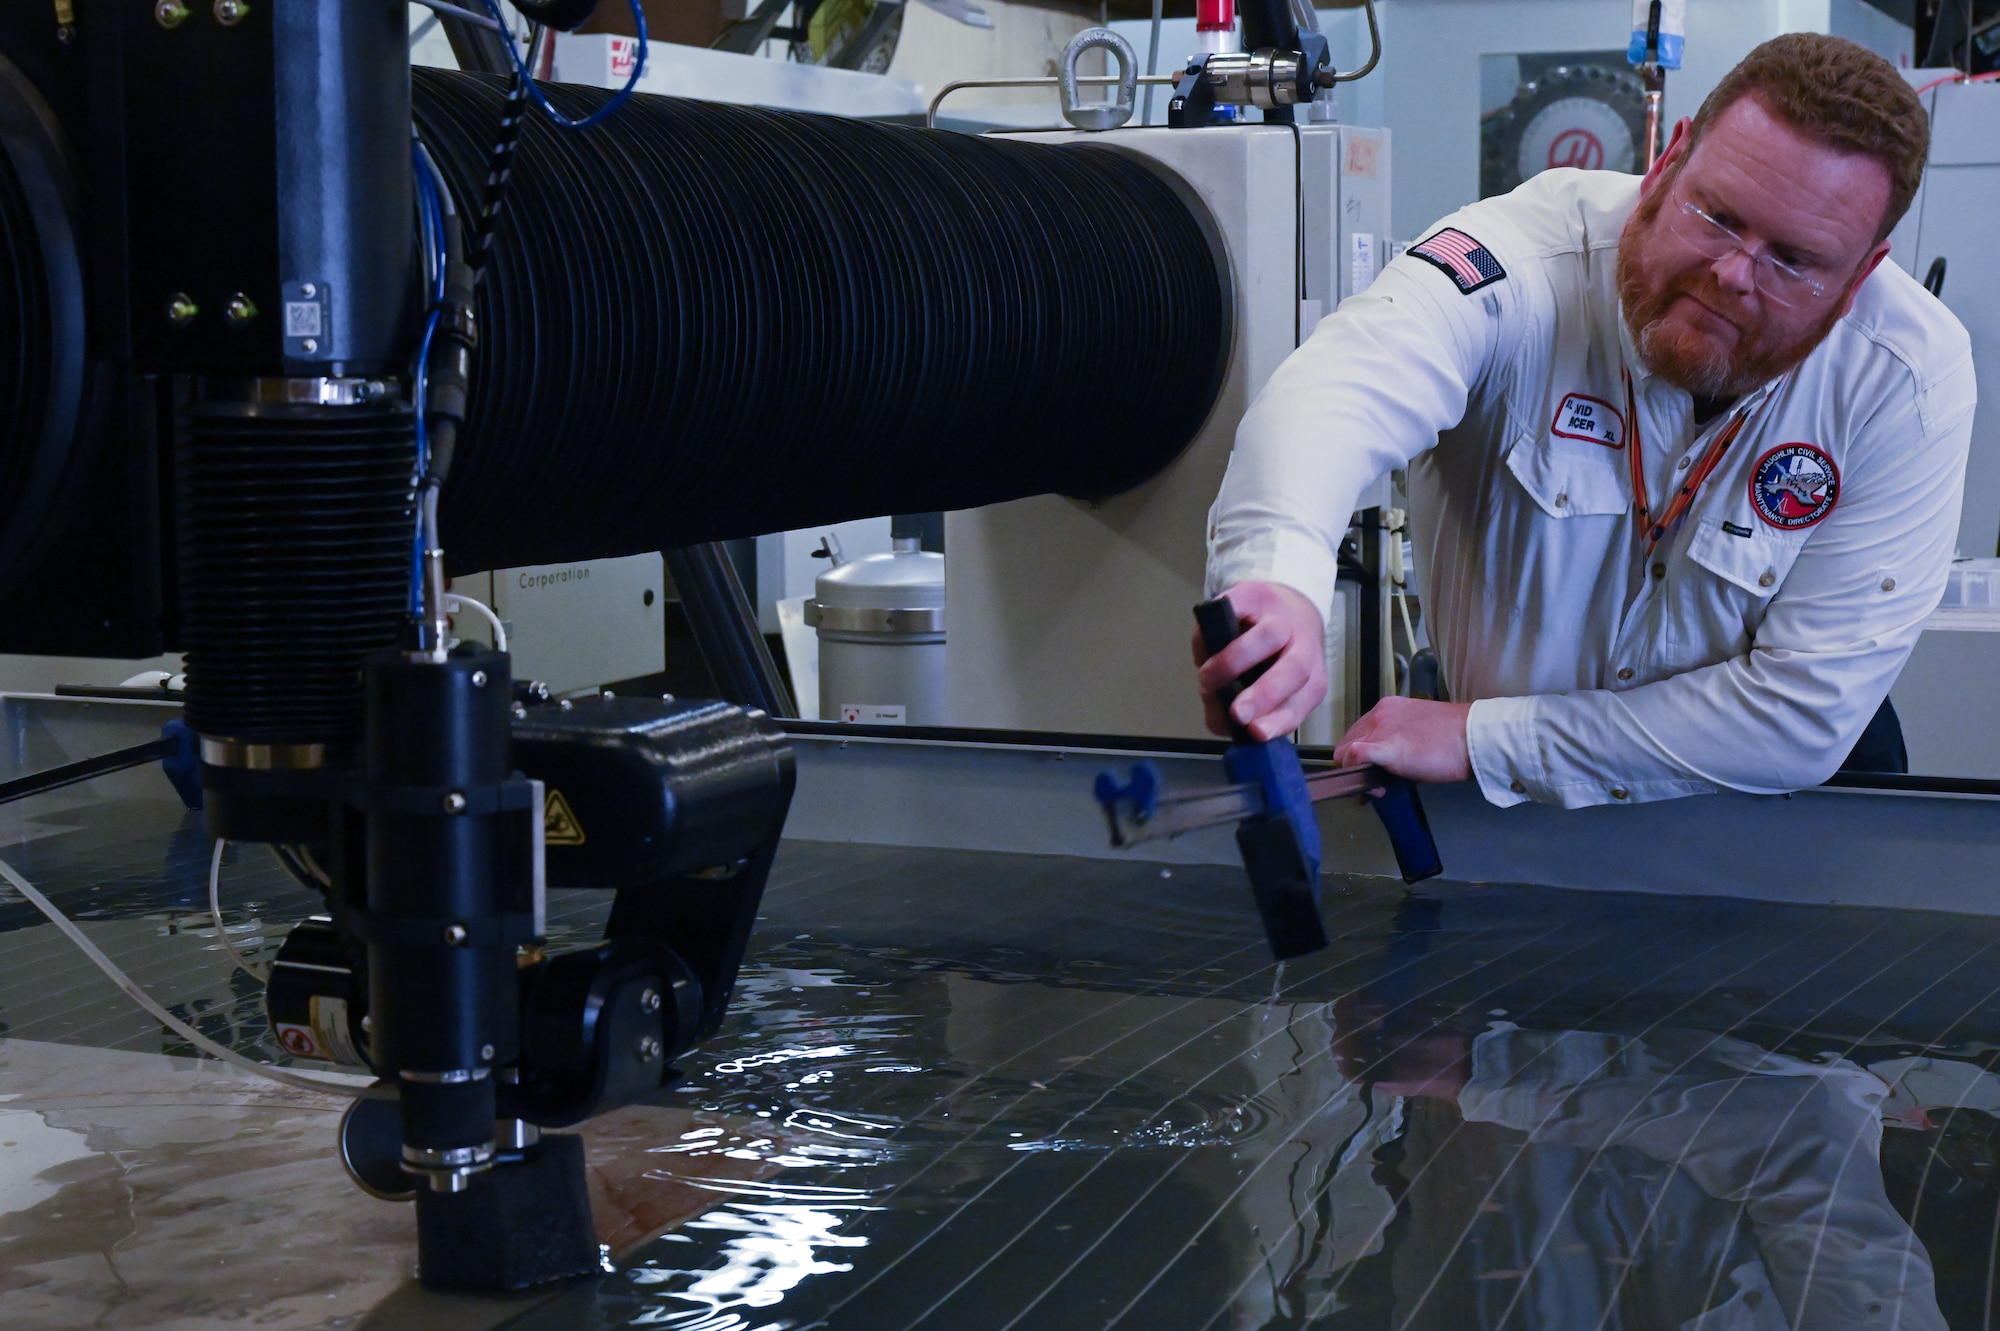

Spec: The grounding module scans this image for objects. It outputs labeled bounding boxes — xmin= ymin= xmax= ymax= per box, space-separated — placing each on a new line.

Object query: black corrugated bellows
xmin=0 ymin=138 xmax=50 ymax=555
xmin=0 ymin=57 xmax=87 ymax=589
xmin=175 ymin=399 xmax=416 ymax=746
xmin=411 ymin=71 xmax=1231 ymax=575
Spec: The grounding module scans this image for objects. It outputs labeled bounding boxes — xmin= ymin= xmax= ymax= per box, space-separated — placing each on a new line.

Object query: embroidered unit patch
xmin=1550 ymin=392 xmax=1624 ymax=448
xmin=1749 ymin=443 xmax=1839 ymax=530
xmin=1409 ymin=228 xmax=1506 ymax=294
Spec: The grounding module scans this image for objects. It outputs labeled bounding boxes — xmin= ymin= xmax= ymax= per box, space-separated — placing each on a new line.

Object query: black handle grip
xmin=1195 ymin=597 xmax=1269 ymax=746
xmin=1370 ymin=775 xmax=1443 ymax=884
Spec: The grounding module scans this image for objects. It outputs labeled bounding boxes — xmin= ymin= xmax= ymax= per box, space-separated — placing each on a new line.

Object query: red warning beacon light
xmin=1196 ymin=0 xmax=1236 ymax=53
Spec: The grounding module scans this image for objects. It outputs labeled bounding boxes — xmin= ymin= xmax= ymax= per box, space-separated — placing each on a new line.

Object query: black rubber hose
xmin=409 ymin=70 xmax=1231 ymax=577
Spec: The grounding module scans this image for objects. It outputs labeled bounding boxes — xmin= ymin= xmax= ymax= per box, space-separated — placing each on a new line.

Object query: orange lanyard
xmin=1622 ymin=368 xmax=1760 ymax=554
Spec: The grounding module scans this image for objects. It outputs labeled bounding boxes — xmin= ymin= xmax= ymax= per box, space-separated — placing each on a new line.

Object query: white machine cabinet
xmin=947 ymin=121 xmax=1392 ymax=739
xmin=1882 ymin=77 xmax=2000 ymax=777
xmin=1888 ymin=77 xmax=2000 ymax=559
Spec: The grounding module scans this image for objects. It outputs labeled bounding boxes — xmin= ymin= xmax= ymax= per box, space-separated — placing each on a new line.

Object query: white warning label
xmin=839 ymin=704 xmax=907 ymax=725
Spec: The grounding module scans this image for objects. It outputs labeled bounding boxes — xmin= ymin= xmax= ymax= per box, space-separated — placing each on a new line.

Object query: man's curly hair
xmin=1690 ymin=33 xmax=1929 ymax=242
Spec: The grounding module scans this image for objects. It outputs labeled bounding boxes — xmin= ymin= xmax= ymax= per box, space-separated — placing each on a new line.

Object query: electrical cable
xmin=1142 ymin=0 xmax=1163 ymax=125
xmin=412 ymin=0 xmax=504 ymax=31
xmin=208 ymin=839 xmax=270 ymax=984
xmin=1393 ymin=576 xmax=1418 ymax=660
xmin=270 ymin=843 xmax=332 ymax=892
xmin=0 ymin=852 xmax=361 ymax=1097
xmin=411 ymin=139 xmax=449 ymax=619
xmin=443 ymin=591 xmax=508 ymax=651
xmin=469 ymin=26 xmax=538 ymax=280
xmin=1912 ymin=68 xmax=2000 ymax=95
xmin=409 ymin=71 xmax=1231 ymax=573
xmin=477 ymin=0 xmax=649 ymax=129
xmin=1384 ymin=509 xmax=1419 ymax=662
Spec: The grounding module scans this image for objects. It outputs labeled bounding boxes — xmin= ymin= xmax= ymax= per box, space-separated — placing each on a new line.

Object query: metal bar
xmin=664 ymin=543 xmax=797 ymax=719
xmin=1303 ymin=765 xmax=1377 ymax=801
xmin=1108 ymin=762 xmax=1383 ymax=848
xmin=0 ymin=739 xmax=172 ymax=808
xmin=1108 ymin=786 xmax=1263 ymax=847
xmin=927 ymin=74 xmax=1181 ymax=129
xmin=1325 ymin=0 xmax=1380 ymax=83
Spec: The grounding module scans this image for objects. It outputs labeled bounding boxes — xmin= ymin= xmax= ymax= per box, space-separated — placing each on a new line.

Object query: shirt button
xmin=1758 ymin=570 xmax=1776 ymax=588
xmin=1554 ymin=493 xmax=1568 ymax=508
xmin=1881 ymin=577 xmax=1897 ymax=592
xmin=1610 ymin=787 xmax=1630 ymax=801
xmin=1509 ymin=779 xmax=1526 ymax=795
xmin=1616 ymin=666 xmax=1634 ymax=681
xmin=1650 ymin=562 xmax=1666 ymax=580
xmin=1676 ymin=456 xmax=1691 ymax=471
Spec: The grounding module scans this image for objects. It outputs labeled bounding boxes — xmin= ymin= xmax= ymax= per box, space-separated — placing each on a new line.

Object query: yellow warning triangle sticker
xmin=544 ymin=788 xmax=586 ymax=846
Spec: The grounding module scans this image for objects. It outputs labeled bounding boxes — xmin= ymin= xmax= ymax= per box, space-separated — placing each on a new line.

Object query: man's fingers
xmin=1229 ymin=651 xmax=1308 ymax=725
xmin=1247 ymin=698 xmax=1313 ymax=742
xmin=1193 ymin=582 xmax=1329 ymax=739
xmin=1334 ymin=715 xmax=1385 ymax=767
xmin=1195 ymin=618 xmax=1288 ymax=695
xmin=1337 ymin=738 xmax=1391 ymax=769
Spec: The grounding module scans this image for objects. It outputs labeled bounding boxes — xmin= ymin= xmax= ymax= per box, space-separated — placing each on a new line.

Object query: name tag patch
xmin=1750 ymin=442 xmax=1839 ymax=530
xmin=1550 ymin=393 xmax=1624 ymax=448
xmin=1408 ymin=228 xmax=1506 ymax=294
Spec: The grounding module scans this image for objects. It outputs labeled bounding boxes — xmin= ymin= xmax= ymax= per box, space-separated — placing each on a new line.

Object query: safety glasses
xmin=1666 ymin=196 xmax=1831 ymax=307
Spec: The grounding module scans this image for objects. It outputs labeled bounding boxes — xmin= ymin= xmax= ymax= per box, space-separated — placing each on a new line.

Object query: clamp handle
xmin=1369 ymin=775 xmax=1442 ymax=883
xmin=1196 ymin=597 xmax=1328 ymax=960
xmin=1195 ymin=596 xmax=1267 ymax=744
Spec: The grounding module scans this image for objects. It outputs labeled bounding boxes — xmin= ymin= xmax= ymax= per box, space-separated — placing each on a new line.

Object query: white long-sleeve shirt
xmin=1206 ymin=169 xmax=1976 ymax=809
xmin=1459 ymin=1025 xmax=1946 ymax=1330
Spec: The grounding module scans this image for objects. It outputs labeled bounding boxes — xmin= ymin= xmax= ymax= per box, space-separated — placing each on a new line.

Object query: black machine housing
xmin=0 ymin=2 xmax=416 ymax=657
xmin=0 ymin=2 xmax=801 ymax=1291
xmin=268 ymin=688 xmax=794 ymax=1290
xmin=0 ymin=0 xmax=1233 ymax=1293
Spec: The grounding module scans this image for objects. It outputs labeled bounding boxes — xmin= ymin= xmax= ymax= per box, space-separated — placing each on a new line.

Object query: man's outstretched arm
xmin=1201 ymin=216 xmax=1518 ymax=739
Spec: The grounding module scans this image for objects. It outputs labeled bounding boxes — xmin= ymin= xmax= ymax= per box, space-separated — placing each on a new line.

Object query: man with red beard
xmin=1197 ymin=33 xmax=1974 ymax=808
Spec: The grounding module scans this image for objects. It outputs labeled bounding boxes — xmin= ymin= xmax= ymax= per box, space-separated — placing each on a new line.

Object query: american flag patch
xmin=1409 ymin=227 xmax=1506 ymax=294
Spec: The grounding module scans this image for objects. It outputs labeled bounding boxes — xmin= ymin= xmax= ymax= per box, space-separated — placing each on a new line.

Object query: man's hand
xmin=1334 ymin=697 xmax=1473 ymax=784
xmin=1193 ymin=582 xmax=1327 ymax=742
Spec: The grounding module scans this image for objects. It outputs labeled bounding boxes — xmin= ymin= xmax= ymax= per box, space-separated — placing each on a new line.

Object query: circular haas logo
xmin=1749 ymin=443 xmax=1839 ymax=530
xmin=1548 ymin=128 xmax=1605 ymax=170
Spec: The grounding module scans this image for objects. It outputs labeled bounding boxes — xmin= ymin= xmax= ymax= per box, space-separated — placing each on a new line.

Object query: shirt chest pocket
xmin=1503 ymin=424 xmax=1629 ymax=518
xmin=1684 ymin=515 xmax=1805 ymax=595
xmin=1667 ymin=516 xmax=1807 ymax=654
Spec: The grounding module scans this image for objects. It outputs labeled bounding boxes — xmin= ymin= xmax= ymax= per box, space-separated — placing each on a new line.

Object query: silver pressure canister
xmin=806 ymin=533 xmax=946 ymax=726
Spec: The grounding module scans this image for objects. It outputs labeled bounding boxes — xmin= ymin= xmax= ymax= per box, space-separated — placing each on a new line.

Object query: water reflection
xmin=1322 ymin=1021 xmax=1953 ymax=1329
xmin=627 ymin=1184 xmax=882 ymax=1328
xmin=524 ymin=848 xmax=2000 ymax=1330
